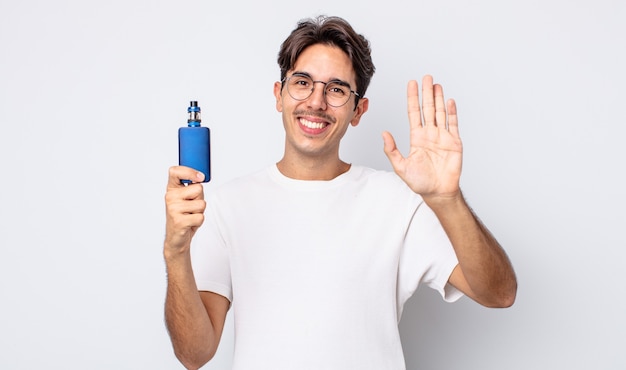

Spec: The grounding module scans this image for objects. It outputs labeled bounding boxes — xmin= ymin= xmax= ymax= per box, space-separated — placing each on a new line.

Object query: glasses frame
xmin=282 ymin=72 xmax=361 ymax=108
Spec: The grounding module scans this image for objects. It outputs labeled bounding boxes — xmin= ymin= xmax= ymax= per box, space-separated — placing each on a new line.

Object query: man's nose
xmin=307 ymin=82 xmax=328 ymax=110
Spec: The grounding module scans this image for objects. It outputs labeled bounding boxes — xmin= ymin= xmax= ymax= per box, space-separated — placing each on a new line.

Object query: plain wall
xmin=1 ymin=0 xmax=624 ymax=369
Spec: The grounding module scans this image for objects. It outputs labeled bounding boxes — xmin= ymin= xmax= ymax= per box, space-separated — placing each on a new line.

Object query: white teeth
xmin=300 ymin=118 xmax=326 ymax=129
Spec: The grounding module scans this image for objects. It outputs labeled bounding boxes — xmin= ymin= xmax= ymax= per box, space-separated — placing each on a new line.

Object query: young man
xmin=164 ymin=15 xmax=516 ymax=370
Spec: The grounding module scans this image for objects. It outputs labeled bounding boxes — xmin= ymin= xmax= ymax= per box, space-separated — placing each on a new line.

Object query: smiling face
xmin=274 ymin=43 xmax=369 ymax=175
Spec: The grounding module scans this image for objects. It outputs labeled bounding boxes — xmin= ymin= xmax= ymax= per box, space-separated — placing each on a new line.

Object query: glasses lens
xmin=285 ymin=75 xmax=353 ymax=107
xmin=325 ymin=82 xmax=350 ymax=107
xmin=287 ymin=75 xmax=313 ymax=101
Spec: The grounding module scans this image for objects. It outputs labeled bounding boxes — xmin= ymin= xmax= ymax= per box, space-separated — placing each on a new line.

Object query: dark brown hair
xmin=277 ymin=15 xmax=376 ymax=106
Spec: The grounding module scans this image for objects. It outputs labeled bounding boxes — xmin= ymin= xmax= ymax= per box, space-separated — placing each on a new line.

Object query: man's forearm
xmin=425 ymin=192 xmax=517 ymax=307
xmin=164 ymin=249 xmax=218 ymax=369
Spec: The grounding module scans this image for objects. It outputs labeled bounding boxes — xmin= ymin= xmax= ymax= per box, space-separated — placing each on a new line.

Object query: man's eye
xmin=291 ymin=77 xmax=311 ymax=87
xmin=328 ymin=85 xmax=347 ymax=96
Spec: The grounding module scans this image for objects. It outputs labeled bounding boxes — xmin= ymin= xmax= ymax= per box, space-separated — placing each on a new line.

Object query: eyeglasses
xmin=282 ymin=73 xmax=360 ymax=108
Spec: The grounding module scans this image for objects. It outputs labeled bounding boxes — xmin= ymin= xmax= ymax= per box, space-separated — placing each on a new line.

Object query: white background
xmin=1 ymin=0 xmax=624 ymax=369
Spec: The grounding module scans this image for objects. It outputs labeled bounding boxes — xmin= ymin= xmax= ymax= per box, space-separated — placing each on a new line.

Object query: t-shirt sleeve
xmin=190 ymin=199 xmax=233 ymax=302
xmin=397 ymin=200 xmax=463 ymax=316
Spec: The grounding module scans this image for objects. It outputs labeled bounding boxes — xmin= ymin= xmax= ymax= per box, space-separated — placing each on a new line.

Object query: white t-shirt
xmin=192 ymin=165 xmax=462 ymax=370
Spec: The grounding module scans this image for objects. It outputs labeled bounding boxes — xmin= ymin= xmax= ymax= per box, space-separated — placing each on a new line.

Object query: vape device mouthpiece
xmin=187 ymin=101 xmax=201 ymax=126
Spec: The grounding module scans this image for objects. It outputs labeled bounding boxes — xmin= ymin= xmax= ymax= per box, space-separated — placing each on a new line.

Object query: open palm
xmin=383 ymin=75 xmax=463 ymax=198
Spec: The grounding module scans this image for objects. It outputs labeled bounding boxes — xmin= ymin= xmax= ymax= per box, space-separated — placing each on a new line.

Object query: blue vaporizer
xmin=179 ymin=101 xmax=211 ymax=183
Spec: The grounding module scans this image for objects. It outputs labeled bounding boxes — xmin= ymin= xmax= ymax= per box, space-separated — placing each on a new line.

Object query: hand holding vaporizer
xmin=179 ymin=101 xmax=211 ymax=183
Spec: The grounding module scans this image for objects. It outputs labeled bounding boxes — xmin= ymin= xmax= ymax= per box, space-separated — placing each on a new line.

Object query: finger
xmin=382 ymin=131 xmax=404 ymax=171
xmin=167 ymin=198 xmax=207 ymax=216
xmin=167 ymin=211 xmax=205 ymax=234
xmin=407 ymin=80 xmax=423 ymax=130
xmin=447 ymin=99 xmax=460 ymax=137
xmin=168 ymin=166 xmax=205 ymax=188
xmin=181 ymin=183 xmax=205 ymax=201
xmin=166 ymin=186 xmax=204 ymax=210
xmin=421 ymin=75 xmax=435 ymax=127
xmin=180 ymin=199 xmax=207 ymax=215
xmin=165 ymin=183 xmax=205 ymax=212
xmin=434 ymin=84 xmax=447 ymax=129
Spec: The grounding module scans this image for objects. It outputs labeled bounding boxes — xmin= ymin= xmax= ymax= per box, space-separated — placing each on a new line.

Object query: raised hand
xmin=382 ymin=75 xmax=463 ymax=200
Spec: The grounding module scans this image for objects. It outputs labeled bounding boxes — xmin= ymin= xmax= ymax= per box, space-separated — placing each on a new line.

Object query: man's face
xmin=273 ymin=43 xmax=368 ymax=160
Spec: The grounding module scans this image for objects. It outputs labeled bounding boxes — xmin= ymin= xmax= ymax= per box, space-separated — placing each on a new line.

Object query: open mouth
xmin=299 ymin=117 xmax=328 ymax=130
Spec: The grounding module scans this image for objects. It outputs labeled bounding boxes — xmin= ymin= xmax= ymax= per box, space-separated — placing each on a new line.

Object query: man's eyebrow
xmin=291 ymin=71 xmax=352 ymax=87
xmin=291 ymin=71 xmax=312 ymax=78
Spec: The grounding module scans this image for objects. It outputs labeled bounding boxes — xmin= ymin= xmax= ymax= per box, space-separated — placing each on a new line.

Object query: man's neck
xmin=276 ymin=156 xmax=351 ymax=181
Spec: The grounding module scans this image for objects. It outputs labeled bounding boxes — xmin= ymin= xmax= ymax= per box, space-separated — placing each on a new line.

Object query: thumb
xmin=382 ymin=131 xmax=403 ymax=165
xmin=168 ymin=166 xmax=205 ymax=188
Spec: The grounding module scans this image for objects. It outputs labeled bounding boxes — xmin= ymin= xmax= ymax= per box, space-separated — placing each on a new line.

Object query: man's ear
xmin=273 ymin=81 xmax=283 ymax=112
xmin=350 ymin=97 xmax=369 ymax=127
